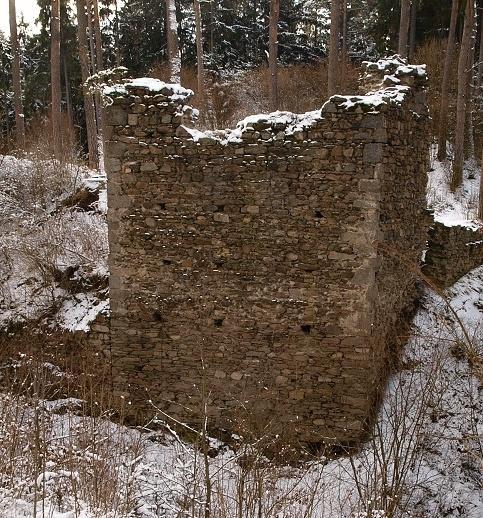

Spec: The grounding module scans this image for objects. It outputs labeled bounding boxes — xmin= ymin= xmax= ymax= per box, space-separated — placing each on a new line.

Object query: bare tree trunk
xmin=63 ymin=54 xmax=74 ymax=134
xmin=193 ymin=0 xmax=205 ymax=107
xmin=268 ymin=0 xmax=280 ymax=111
xmin=465 ymin=36 xmax=475 ymax=159
xmin=452 ymin=0 xmax=475 ymax=191
xmin=51 ymin=0 xmax=62 ymax=159
xmin=91 ymin=0 xmax=105 ymax=173
xmin=328 ymin=0 xmax=342 ymax=96
xmin=165 ymin=0 xmax=181 ymax=83
xmin=209 ymin=0 xmax=214 ymax=54
xmin=438 ymin=0 xmax=460 ymax=161
xmin=398 ymin=0 xmax=411 ymax=59
xmin=479 ymin=148 xmax=483 ymax=219
xmin=409 ymin=0 xmax=418 ymax=60
xmin=92 ymin=0 xmax=103 ymax=72
xmin=114 ymin=0 xmax=121 ymax=65
xmin=86 ymin=0 xmax=97 ymax=73
xmin=76 ymin=0 xmax=98 ymax=168
xmin=341 ymin=1 xmax=348 ymax=91
xmin=477 ymin=13 xmax=483 ymax=208
xmin=478 ymin=14 xmax=483 ymax=88
xmin=9 ymin=0 xmax=25 ymax=149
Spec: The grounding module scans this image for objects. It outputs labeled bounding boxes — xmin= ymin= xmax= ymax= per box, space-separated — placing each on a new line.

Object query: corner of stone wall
xmin=424 ymin=222 xmax=483 ymax=287
xmin=101 ymin=59 xmax=432 ymax=447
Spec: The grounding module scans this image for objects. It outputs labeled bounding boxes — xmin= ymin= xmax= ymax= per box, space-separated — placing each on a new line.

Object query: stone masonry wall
xmin=103 ymin=58 xmax=430 ymax=445
xmin=424 ymin=222 xmax=483 ymax=287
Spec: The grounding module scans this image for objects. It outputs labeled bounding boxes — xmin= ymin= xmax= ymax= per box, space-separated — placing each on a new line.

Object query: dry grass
xmin=150 ymin=62 xmax=361 ymax=130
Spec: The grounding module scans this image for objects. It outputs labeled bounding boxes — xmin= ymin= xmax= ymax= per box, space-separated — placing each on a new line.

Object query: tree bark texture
xmin=76 ymin=0 xmax=98 ymax=168
xmin=165 ymin=0 xmax=181 ymax=83
xmin=452 ymin=0 xmax=475 ymax=190
xmin=9 ymin=0 xmax=25 ymax=148
xmin=438 ymin=0 xmax=460 ymax=161
xmin=398 ymin=0 xmax=411 ymax=59
xmin=193 ymin=0 xmax=205 ymax=107
xmin=269 ymin=0 xmax=280 ymax=111
xmin=91 ymin=0 xmax=104 ymax=72
xmin=51 ymin=0 xmax=62 ymax=158
xmin=409 ymin=0 xmax=418 ymax=60
xmin=328 ymin=0 xmax=342 ymax=96
xmin=341 ymin=1 xmax=348 ymax=90
xmin=90 ymin=0 xmax=105 ymax=173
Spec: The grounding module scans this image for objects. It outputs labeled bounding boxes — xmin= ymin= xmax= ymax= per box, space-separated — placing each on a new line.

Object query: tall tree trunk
xmin=92 ymin=0 xmax=103 ymax=72
xmin=86 ymin=0 xmax=97 ymax=73
xmin=165 ymin=0 xmax=181 ymax=83
xmin=193 ymin=0 xmax=205 ymax=107
xmin=479 ymin=147 xmax=483 ymax=219
xmin=114 ymin=0 xmax=121 ymax=65
xmin=477 ymin=12 xmax=483 ymax=212
xmin=341 ymin=1 xmax=348 ymax=90
xmin=409 ymin=0 xmax=418 ymax=60
xmin=51 ymin=0 xmax=62 ymax=159
xmin=478 ymin=14 xmax=483 ymax=88
xmin=63 ymin=54 xmax=74 ymax=135
xmin=91 ymin=0 xmax=105 ymax=173
xmin=209 ymin=0 xmax=214 ymax=54
xmin=268 ymin=0 xmax=280 ymax=111
xmin=328 ymin=0 xmax=342 ymax=96
xmin=76 ymin=0 xmax=98 ymax=168
xmin=451 ymin=0 xmax=475 ymax=191
xmin=438 ymin=0 xmax=459 ymax=161
xmin=465 ymin=35 xmax=475 ymax=159
xmin=398 ymin=0 xmax=411 ymax=59
xmin=9 ymin=0 xmax=25 ymax=149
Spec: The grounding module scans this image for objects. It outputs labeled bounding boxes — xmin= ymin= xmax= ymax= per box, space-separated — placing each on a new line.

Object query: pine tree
xmin=9 ymin=0 xmax=25 ymax=149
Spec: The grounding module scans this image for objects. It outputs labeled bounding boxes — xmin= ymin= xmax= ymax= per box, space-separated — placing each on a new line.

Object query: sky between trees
xmin=0 ymin=0 xmax=40 ymax=34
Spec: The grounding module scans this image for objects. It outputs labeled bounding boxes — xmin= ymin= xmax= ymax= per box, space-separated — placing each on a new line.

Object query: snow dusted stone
xmin=103 ymin=57 xmax=431 ymax=446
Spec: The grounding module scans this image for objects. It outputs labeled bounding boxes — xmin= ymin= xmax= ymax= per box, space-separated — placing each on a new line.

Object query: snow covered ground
xmin=427 ymin=147 xmax=481 ymax=229
xmin=0 ymin=155 xmax=108 ymax=331
xmin=0 ymin=265 xmax=481 ymax=517
xmin=0 ymin=149 xmax=481 ymax=516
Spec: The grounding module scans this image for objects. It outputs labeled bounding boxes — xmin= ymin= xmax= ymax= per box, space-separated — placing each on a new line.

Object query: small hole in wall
xmin=153 ymin=311 xmax=162 ymax=321
xmin=214 ymin=318 xmax=224 ymax=328
xmin=301 ymin=324 xmax=312 ymax=334
xmin=214 ymin=259 xmax=224 ymax=268
xmin=163 ymin=259 xmax=172 ymax=265
xmin=158 ymin=202 xmax=166 ymax=210
xmin=314 ymin=210 xmax=323 ymax=219
xmin=215 ymin=205 xmax=225 ymax=212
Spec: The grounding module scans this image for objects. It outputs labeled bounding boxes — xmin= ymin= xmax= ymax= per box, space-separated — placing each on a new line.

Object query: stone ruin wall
xmin=103 ymin=59 xmax=430 ymax=445
xmin=424 ymin=222 xmax=483 ymax=287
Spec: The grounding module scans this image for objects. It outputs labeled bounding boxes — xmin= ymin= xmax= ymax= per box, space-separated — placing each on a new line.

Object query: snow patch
xmin=427 ymin=149 xmax=481 ymax=229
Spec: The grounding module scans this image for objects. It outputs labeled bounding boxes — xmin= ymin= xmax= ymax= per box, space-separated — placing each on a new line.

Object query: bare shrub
xmin=150 ymin=62 xmax=361 ymax=131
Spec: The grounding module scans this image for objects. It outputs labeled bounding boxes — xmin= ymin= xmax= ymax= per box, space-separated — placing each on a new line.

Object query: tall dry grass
xmin=150 ymin=62 xmax=361 ymax=131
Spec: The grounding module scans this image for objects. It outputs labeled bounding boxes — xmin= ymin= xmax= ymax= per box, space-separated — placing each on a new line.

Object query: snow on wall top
xmin=104 ymin=78 xmax=194 ymax=102
xmin=104 ymin=56 xmax=427 ymax=145
xmin=327 ymin=55 xmax=427 ymax=113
